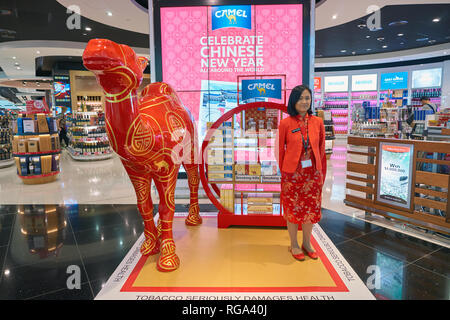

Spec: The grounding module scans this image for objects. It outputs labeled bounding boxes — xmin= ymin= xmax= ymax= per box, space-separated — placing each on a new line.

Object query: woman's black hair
xmin=287 ymin=85 xmax=313 ymax=117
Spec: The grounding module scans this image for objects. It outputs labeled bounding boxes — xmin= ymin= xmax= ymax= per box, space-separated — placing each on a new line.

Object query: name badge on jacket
xmin=301 ymin=159 xmax=312 ymax=168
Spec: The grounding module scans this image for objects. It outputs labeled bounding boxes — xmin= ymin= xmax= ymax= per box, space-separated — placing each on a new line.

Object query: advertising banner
xmin=53 ymin=74 xmax=72 ymax=111
xmin=411 ymin=68 xmax=442 ymax=88
xmin=160 ymin=4 xmax=303 ymax=141
xmin=26 ymin=99 xmax=50 ymax=114
xmin=324 ymin=76 xmax=348 ymax=92
xmin=351 ymin=74 xmax=377 ymax=91
xmin=380 ymin=72 xmax=408 ymax=90
xmin=242 ymin=79 xmax=282 ymax=101
xmin=314 ymin=77 xmax=321 ymax=91
xmin=376 ymin=142 xmax=414 ymax=209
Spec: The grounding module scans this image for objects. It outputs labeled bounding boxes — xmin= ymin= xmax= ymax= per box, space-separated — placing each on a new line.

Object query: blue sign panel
xmin=242 ymin=79 xmax=282 ymax=101
xmin=212 ymin=5 xmax=252 ymax=31
xmin=380 ymin=72 xmax=408 ymax=90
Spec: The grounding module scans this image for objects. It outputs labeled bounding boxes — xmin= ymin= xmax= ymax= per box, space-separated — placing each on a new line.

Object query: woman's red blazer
xmin=276 ymin=114 xmax=327 ymax=182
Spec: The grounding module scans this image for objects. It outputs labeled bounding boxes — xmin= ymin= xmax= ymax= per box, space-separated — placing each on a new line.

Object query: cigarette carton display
xmin=31 ymin=156 xmax=42 ymax=175
xmin=41 ymin=155 xmax=52 ymax=174
xmin=18 ymin=140 xmax=27 ymax=153
xmin=37 ymin=114 xmax=49 ymax=133
xmin=27 ymin=139 xmax=39 ymax=153
xmin=51 ymin=154 xmax=60 ymax=172
xmin=39 ymin=134 xmax=52 ymax=152
xmin=19 ymin=157 xmax=28 ymax=175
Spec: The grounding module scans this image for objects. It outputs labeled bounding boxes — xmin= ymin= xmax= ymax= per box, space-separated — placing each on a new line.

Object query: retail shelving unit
xmin=410 ymin=88 xmax=441 ymax=108
xmin=12 ymin=113 xmax=61 ymax=184
xmin=0 ymin=109 xmax=14 ymax=168
xmin=200 ymin=102 xmax=288 ymax=228
xmin=322 ymin=92 xmax=349 ymax=135
xmin=67 ymin=111 xmax=113 ymax=161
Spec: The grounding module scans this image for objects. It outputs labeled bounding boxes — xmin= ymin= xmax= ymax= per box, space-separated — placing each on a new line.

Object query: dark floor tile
xmin=352 ymin=228 xmax=443 ymax=263
xmin=0 ymin=213 xmax=16 ymax=229
xmin=28 ymin=281 xmax=94 ymax=300
xmin=381 ymin=264 xmax=450 ymax=300
xmin=74 ymin=223 xmax=141 ymax=282
xmin=0 ymin=205 xmax=18 ymax=216
xmin=412 ymin=247 xmax=450 ymax=279
xmin=0 ymin=258 xmax=89 ymax=299
xmin=321 ymin=228 xmax=351 ymax=245
xmin=319 ymin=209 xmax=382 ymax=239
xmin=0 ymin=226 xmax=12 ymax=247
xmin=3 ymin=225 xmax=80 ymax=270
xmin=68 ymin=205 xmax=126 ymax=233
xmin=336 ymin=239 xmax=391 ymax=284
xmin=0 ymin=245 xmax=6 ymax=272
xmin=90 ymin=279 xmax=106 ymax=298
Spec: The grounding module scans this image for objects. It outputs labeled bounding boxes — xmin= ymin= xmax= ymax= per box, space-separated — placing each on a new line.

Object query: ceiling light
xmin=332 ymin=14 xmax=337 ymax=19
xmin=107 ymin=11 xmax=113 ymax=16
xmin=85 ymin=27 xmax=92 ymax=31
xmin=12 ymin=56 xmax=16 ymax=59
xmin=14 ymin=62 xmax=19 ymax=66
xmin=16 ymin=66 xmax=21 ymax=70
xmin=36 ymin=50 xmax=40 ymax=54
xmin=82 ymin=33 xmax=87 ymax=36
xmin=432 ymin=18 xmax=440 ymax=22
xmin=377 ymin=37 xmax=384 ymax=41
xmin=397 ymin=33 xmax=404 ymax=36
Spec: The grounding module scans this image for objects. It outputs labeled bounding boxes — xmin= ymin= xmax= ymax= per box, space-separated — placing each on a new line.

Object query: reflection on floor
xmin=0 ymin=204 xmax=448 ymax=300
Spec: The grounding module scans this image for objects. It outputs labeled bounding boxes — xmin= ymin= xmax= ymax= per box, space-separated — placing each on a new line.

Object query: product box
xmin=235 ymin=163 xmax=261 ymax=176
xmin=41 ymin=155 xmax=52 ymax=174
xmin=39 ymin=134 xmax=52 ymax=152
xmin=31 ymin=156 xmax=42 ymax=175
xmin=12 ymin=136 xmax=19 ymax=153
xmin=19 ymin=157 xmax=28 ymax=176
xmin=14 ymin=157 xmax=21 ymax=175
xmin=247 ymin=204 xmax=273 ymax=214
xmin=18 ymin=140 xmax=27 ymax=153
xmin=51 ymin=154 xmax=60 ymax=172
xmin=22 ymin=118 xmax=35 ymax=133
xmin=208 ymin=165 xmax=233 ymax=172
xmin=51 ymin=134 xmax=60 ymax=149
xmin=50 ymin=135 xmax=57 ymax=150
xmin=27 ymin=139 xmax=39 ymax=153
xmin=208 ymin=173 xmax=233 ymax=181
xmin=37 ymin=114 xmax=49 ymax=133
xmin=17 ymin=118 xmax=24 ymax=134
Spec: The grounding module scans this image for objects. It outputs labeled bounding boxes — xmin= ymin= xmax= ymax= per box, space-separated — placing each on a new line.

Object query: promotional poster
xmin=377 ymin=143 xmax=414 ymax=209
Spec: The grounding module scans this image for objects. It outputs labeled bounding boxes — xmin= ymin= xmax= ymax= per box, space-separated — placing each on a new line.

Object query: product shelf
xmin=13 ymin=149 xmax=61 ymax=156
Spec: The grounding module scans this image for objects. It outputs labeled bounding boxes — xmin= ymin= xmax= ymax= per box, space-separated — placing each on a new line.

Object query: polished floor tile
xmin=411 ymin=247 xmax=450 ymax=279
xmin=28 ymin=281 xmax=94 ymax=300
xmin=0 ymin=226 xmax=12 ymax=247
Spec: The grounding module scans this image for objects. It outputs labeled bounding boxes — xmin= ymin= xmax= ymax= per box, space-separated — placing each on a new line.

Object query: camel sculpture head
xmin=83 ymin=39 xmax=148 ymax=97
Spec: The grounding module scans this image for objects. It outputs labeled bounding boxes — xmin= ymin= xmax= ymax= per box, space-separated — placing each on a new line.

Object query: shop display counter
xmin=0 ymin=111 xmax=13 ymax=167
xmin=344 ymin=136 xmax=450 ymax=234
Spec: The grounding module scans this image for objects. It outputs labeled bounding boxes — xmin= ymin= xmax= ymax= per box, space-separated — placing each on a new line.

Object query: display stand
xmin=67 ymin=111 xmax=113 ymax=161
xmin=323 ymin=92 xmax=349 ymax=135
xmin=0 ymin=110 xmax=14 ymax=168
xmin=12 ymin=112 xmax=61 ymax=184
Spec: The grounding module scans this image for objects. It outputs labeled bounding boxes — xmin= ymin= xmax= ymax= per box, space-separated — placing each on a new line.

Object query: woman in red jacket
xmin=276 ymin=85 xmax=327 ymax=261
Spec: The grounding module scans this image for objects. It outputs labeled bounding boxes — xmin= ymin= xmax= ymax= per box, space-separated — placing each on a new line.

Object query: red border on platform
xmin=120 ymin=235 xmax=349 ymax=293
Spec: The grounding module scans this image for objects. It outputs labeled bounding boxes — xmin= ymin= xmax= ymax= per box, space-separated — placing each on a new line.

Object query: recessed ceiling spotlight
xmin=16 ymin=66 xmax=21 ymax=70
xmin=432 ymin=18 xmax=440 ymax=22
xmin=382 ymin=45 xmax=388 ymax=48
xmin=107 ymin=11 xmax=113 ymax=16
xmin=14 ymin=62 xmax=19 ymax=66
xmin=12 ymin=56 xmax=16 ymax=59
xmin=340 ymin=50 xmax=347 ymax=53
xmin=82 ymin=33 xmax=87 ymax=36
xmin=377 ymin=37 xmax=385 ymax=41
xmin=85 ymin=27 xmax=92 ymax=31
xmin=397 ymin=33 xmax=404 ymax=36
xmin=388 ymin=20 xmax=408 ymax=27
xmin=332 ymin=14 xmax=338 ymax=19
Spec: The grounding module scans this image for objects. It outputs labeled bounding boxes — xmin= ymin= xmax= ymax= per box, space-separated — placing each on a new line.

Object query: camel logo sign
xmin=212 ymin=5 xmax=251 ymax=31
xmin=242 ymin=79 xmax=282 ymax=101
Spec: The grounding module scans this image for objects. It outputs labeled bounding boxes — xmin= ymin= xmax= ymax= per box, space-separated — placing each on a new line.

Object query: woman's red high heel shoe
xmin=302 ymin=245 xmax=318 ymax=260
xmin=288 ymin=247 xmax=305 ymax=261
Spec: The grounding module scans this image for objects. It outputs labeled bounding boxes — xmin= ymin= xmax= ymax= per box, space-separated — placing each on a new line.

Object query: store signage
xmin=380 ymin=72 xmax=408 ymax=90
xmin=241 ymin=79 xmax=282 ymax=100
xmin=412 ymin=68 xmax=442 ymax=88
xmin=376 ymin=142 xmax=414 ymax=209
xmin=26 ymin=99 xmax=50 ymax=114
xmin=324 ymin=76 xmax=348 ymax=92
xmin=314 ymin=77 xmax=321 ymax=91
xmin=212 ymin=5 xmax=252 ymax=30
xmin=351 ymin=74 xmax=377 ymax=91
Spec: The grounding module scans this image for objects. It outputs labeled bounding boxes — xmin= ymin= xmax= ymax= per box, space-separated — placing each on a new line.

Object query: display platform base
xmin=95 ymin=215 xmax=374 ymax=300
xmin=68 ymin=150 xmax=113 ymax=161
xmin=0 ymin=158 xmax=14 ymax=169
xmin=19 ymin=172 xmax=59 ymax=185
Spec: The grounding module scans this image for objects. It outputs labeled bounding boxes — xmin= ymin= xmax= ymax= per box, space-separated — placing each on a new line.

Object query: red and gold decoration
xmin=83 ymin=39 xmax=202 ymax=272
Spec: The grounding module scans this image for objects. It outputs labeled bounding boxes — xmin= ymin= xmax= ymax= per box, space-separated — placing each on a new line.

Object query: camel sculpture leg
xmin=152 ymin=165 xmax=180 ymax=272
xmin=122 ymin=161 xmax=160 ymax=255
xmin=184 ymin=163 xmax=202 ymax=226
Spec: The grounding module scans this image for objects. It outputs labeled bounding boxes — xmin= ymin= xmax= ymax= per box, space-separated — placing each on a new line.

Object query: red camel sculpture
xmin=83 ymin=39 xmax=202 ymax=272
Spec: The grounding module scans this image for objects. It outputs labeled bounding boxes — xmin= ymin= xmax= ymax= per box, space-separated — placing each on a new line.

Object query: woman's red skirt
xmin=281 ymin=158 xmax=324 ymax=225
